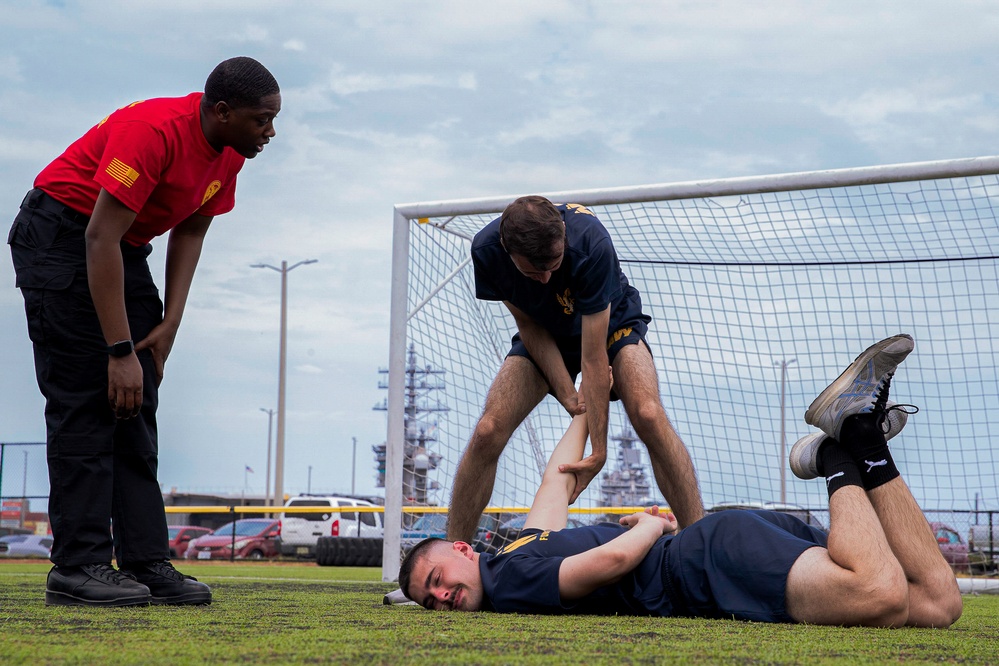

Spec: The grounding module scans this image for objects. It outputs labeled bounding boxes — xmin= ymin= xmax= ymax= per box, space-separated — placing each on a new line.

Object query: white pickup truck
xmin=279 ymin=495 xmax=384 ymax=558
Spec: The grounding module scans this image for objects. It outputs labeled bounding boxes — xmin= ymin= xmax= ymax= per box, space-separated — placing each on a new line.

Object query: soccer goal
xmin=382 ymin=156 xmax=999 ymax=581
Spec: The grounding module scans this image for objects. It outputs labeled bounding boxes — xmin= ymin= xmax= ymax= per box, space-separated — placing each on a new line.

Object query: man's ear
xmin=212 ymin=100 xmax=231 ymax=123
xmin=453 ymin=541 xmax=475 ymax=559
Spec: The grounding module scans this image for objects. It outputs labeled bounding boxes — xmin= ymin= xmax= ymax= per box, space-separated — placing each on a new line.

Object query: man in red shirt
xmin=8 ymin=57 xmax=281 ymax=607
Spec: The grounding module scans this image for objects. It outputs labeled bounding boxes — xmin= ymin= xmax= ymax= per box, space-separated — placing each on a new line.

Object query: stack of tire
xmin=316 ymin=536 xmax=383 ymax=567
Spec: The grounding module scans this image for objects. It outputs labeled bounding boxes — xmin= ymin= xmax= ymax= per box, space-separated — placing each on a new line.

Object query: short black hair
xmin=202 ymin=56 xmax=279 ymax=110
xmin=398 ymin=537 xmax=446 ymax=602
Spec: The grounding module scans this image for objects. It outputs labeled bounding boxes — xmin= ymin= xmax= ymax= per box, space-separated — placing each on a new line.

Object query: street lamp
xmin=774 ymin=358 xmax=797 ymax=504
xmin=252 ymin=259 xmax=318 ymax=510
xmin=351 ymin=436 xmax=357 ymax=496
xmin=260 ymin=408 xmax=275 ymax=509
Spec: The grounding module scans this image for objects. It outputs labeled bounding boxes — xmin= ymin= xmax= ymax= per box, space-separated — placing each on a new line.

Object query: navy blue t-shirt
xmin=478 ymin=511 xmax=828 ymax=622
xmin=471 ymin=203 xmax=647 ymax=337
xmin=478 ymin=523 xmax=674 ymax=616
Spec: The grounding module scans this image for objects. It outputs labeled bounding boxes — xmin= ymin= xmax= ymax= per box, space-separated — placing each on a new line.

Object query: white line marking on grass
xmin=199 ymin=575 xmax=388 ymax=584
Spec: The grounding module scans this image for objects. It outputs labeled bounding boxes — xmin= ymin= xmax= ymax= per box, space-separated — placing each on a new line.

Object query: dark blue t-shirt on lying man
xmin=477 ymin=510 xmax=828 ymax=622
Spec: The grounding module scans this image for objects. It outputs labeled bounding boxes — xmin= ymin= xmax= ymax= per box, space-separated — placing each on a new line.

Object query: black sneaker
xmin=45 ymin=563 xmax=152 ymax=607
xmin=121 ymin=560 xmax=212 ymax=606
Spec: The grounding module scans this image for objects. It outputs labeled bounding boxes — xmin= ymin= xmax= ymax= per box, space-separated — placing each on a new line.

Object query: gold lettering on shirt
xmin=97 ymin=100 xmax=146 ymax=128
xmin=556 ymin=289 xmax=574 ymax=315
xmin=564 ymin=203 xmax=595 ymax=216
xmin=106 ymin=158 xmax=140 ymax=188
xmin=497 ymin=533 xmax=539 ymax=555
xmin=202 ymin=180 xmax=222 ymax=205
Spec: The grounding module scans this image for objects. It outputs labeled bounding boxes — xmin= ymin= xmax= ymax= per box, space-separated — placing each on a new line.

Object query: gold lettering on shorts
xmin=607 ymin=327 xmax=633 ymax=350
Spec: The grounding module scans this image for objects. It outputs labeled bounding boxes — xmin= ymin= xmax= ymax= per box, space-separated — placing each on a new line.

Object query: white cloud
xmin=327 ymin=63 xmax=476 ymax=96
xmin=229 ymin=23 xmax=269 ymax=43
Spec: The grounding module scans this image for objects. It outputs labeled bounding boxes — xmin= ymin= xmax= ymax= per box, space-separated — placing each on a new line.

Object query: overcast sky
xmin=2 ymin=1 xmax=998 ymax=501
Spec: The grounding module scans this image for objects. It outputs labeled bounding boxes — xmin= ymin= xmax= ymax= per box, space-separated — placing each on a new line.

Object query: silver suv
xmin=279 ymin=495 xmax=384 ymax=558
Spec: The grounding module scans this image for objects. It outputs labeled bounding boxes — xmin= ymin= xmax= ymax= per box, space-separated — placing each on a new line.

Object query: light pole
xmin=774 ymin=358 xmax=797 ymax=504
xmin=260 ymin=408 xmax=275 ymax=509
xmin=252 ymin=259 xmax=317 ymax=511
xmin=351 ymin=437 xmax=357 ymax=496
xmin=21 ymin=451 xmax=28 ymax=528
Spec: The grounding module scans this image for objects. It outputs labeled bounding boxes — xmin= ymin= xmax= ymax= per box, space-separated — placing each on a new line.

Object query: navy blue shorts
xmin=507 ymin=317 xmax=650 ymax=401
xmin=665 ymin=510 xmax=828 ymax=623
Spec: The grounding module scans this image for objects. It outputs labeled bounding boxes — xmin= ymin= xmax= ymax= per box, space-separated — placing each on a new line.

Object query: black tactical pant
xmin=8 ymin=189 xmax=170 ymax=567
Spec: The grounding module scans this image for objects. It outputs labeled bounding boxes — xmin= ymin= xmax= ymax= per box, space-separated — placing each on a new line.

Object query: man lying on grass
xmin=399 ymin=334 xmax=962 ymax=627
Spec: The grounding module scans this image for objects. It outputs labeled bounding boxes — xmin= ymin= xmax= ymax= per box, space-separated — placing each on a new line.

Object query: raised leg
xmin=785 ymin=484 xmax=910 ymax=627
xmin=866 ymin=478 xmax=963 ymax=627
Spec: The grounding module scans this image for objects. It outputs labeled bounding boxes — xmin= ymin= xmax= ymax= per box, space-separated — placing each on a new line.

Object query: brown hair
xmin=398 ymin=537 xmax=447 ymax=601
xmin=499 ymin=195 xmax=565 ymax=268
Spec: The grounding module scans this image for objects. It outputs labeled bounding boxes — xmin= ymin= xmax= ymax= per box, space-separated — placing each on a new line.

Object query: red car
xmin=185 ymin=519 xmax=281 ymax=560
xmin=168 ymin=525 xmax=212 ymax=559
xmin=930 ymin=522 xmax=991 ymax=573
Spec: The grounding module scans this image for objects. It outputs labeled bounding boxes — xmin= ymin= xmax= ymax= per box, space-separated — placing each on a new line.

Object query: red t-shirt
xmin=34 ymin=92 xmax=245 ymax=246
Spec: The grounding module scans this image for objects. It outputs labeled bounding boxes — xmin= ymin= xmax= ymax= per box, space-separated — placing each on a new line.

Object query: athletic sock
xmin=839 ymin=413 xmax=900 ymax=491
xmin=817 ymin=442 xmax=863 ymax=498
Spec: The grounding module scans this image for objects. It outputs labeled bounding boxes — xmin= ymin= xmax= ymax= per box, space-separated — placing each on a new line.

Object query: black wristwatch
xmin=107 ymin=339 xmax=135 ymax=358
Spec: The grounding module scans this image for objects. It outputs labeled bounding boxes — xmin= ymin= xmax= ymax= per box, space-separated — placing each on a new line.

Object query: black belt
xmin=22 ymin=188 xmax=91 ymax=226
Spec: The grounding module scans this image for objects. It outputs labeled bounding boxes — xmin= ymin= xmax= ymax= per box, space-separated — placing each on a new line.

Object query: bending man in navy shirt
xmin=402 ymin=335 xmax=962 ymax=628
xmin=447 ymin=195 xmax=703 ymax=542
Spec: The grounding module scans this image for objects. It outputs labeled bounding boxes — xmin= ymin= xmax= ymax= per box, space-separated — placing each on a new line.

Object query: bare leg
xmin=786 ymin=485 xmax=909 ymax=626
xmin=866 ymin=478 xmax=963 ymax=627
xmin=446 ymin=356 xmax=547 ymax=541
xmin=612 ymin=343 xmax=704 ymax=528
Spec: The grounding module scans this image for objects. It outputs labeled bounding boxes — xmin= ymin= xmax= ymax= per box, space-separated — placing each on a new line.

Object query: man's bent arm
xmin=504 ymin=301 xmax=582 ymax=415
xmin=560 ymin=306 xmax=611 ymax=501
xmin=137 ymin=213 xmax=212 ymax=385
xmin=558 ymin=510 xmax=673 ymax=600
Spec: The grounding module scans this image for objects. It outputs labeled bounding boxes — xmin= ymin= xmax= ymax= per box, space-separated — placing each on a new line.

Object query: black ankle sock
xmin=840 ymin=413 xmax=899 ymax=490
xmin=817 ymin=442 xmax=863 ymax=498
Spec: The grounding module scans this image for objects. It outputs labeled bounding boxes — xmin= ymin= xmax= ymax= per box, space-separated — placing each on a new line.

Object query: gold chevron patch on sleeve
xmin=106 ymin=158 xmax=140 ymax=188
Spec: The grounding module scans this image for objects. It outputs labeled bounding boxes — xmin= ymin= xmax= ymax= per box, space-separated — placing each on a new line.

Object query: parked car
xmin=184 ymin=519 xmax=281 ymax=560
xmin=0 ymin=527 xmax=32 ymax=538
xmin=479 ymin=515 xmax=588 ymax=554
xmin=707 ymin=501 xmax=827 ymax=532
xmin=400 ymin=513 xmax=503 ymax=554
xmin=968 ymin=524 xmax=999 ymax=560
xmin=168 ymin=525 xmax=212 ymax=559
xmin=930 ymin=523 xmax=992 ymax=574
xmin=280 ymin=496 xmax=384 ymax=558
xmin=0 ymin=534 xmax=53 ymax=558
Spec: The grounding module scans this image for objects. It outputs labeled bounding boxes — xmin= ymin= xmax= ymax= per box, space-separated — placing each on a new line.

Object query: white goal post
xmin=382 ymin=156 xmax=999 ymax=582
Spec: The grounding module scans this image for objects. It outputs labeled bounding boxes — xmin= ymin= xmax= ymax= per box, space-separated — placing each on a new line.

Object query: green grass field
xmin=1 ymin=561 xmax=998 ymax=665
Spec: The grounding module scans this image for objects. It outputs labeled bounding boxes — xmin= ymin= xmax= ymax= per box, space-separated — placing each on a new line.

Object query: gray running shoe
xmin=790 ymin=401 xmax=914 ymax=480
xmin=804 ymin=334 xmax=914 ymax=441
